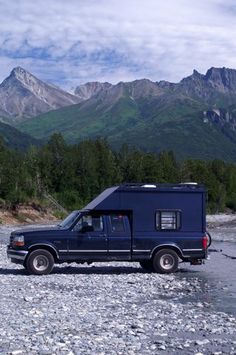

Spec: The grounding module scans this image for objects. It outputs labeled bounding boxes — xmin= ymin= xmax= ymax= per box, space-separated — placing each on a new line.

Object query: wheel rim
xmin=32 ymin=255 xmax=49 ymax=272
xmin=159 ymin=254 xmax=175 ymax=270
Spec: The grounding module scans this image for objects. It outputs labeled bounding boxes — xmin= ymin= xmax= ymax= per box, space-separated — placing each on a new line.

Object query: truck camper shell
xmin=83 ymin=183 xmax=206 ymax=234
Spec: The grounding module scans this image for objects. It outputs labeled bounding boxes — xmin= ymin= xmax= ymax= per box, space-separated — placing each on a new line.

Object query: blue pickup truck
xmin=7 ymin=183 xmax=210 ymax=275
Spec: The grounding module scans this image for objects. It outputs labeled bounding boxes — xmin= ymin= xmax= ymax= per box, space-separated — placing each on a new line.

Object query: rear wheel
xmin=139 ymin=260 xmax=154 ymax=272
xmin=26 ymin=249 xmax=54 ymax=275
xmin=152 ymin=249 xmax=179 ymax=274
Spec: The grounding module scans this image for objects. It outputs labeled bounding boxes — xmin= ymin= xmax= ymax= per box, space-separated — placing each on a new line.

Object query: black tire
xmin=26 ymin=249 xmax=54 ymax=275
xmin=140 ymin=260 xmax=154 ymax=272
xmin=152 ymin=249 xmax=179 ymax=274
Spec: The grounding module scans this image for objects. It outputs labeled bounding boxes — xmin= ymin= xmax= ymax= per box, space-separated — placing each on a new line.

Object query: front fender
xmin=28 ymin=243 xmax=60 ymax=260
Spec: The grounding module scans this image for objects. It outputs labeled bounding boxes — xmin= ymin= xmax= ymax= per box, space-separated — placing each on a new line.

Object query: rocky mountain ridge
xmin=0 ymin=67 xmax=80 ymax=122
xmin=74 ymin=82 xmax=112 ymax=101
xmin=1 ymin=66 xmax=236 ymax=123
xmin=74 ymin=67 xmax=236 ymax=102
xmin=15 ymin=66 xmax=236 ymax=161
xmin=158 ymin=67 xmax=236 ymax=101
xmin=2 ymin=66 xmax=236 ymax=160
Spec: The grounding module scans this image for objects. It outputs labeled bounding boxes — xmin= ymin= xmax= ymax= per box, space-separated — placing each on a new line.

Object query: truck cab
xmin=60 ymin=211 xmax=132 ymax=261
xmin=7 ymin=183 xmax=210 ymax=275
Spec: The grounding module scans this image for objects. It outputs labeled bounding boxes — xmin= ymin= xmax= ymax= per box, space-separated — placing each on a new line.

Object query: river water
xmin=177 ymin=225 xmax=236 ymax=316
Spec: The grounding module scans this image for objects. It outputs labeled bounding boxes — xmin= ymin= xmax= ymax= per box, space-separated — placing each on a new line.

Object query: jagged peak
xmin=192 ymin=69 xmax=202 ymax=76
xmin=74 ymin=81 xmax=113 ymax=100
xmin=205 ymin=66 xmax=236 ymax=79
xmin=11 ymin=66 xmax=27 ymax=74
xmin=75 ymin=81 xmax=111 ymax=90
xmin=132 ymin=78 xmax=154 ymax=84
xmin=181 ymin=69 xmax=204 ymax=82
xmin=6 ymin=66 xmax=47 ymax=91
xmin=205 ymin=66 xmax=221 ymax=79
xmin=10 ymin=66 xmax=33 ymax=81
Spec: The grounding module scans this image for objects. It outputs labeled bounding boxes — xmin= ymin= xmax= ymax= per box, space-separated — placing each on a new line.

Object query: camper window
xmin=156 ymin=210 xmax=181 ymax=230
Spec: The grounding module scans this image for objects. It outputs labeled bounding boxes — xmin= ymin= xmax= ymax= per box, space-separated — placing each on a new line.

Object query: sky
xmin=0 ymin=0 xmax=236 ymax=91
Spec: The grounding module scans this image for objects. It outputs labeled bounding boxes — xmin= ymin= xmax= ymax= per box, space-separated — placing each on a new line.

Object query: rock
xmin=23 ymin=296 xmax=33 ymax=302
xmin=158 ymin=345 xmax=166 ymax=350
xmin=150 ymin=344 xmax=157 ymax=350
xmin=189 ymin=328 xmax=196 ymax=332
xmin=195 ymin=339 xmax=210 ymax=346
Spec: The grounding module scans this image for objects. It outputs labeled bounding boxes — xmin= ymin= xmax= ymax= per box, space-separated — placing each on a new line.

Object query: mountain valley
xmin=1 ymin=66 xmax=236 ymax=161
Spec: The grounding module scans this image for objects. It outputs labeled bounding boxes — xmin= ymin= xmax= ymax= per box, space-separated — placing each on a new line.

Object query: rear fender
xmin=150 ymin=244 xmax=184 ymax=259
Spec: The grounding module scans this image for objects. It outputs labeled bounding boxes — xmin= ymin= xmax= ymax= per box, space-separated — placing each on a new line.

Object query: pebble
xmin=150 ymin=344 xmax=156 ymax=350
xmin=195 ymin=339 xmax=210 ymax=346
xmin=0 ymin=230 xmax=235 ymax=355
xmin=158 ymin=345 xmax=166 ymax=350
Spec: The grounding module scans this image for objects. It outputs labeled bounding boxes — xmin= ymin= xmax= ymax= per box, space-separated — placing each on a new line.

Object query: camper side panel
xmin=119 ymin=190 xmax=206 ymax=259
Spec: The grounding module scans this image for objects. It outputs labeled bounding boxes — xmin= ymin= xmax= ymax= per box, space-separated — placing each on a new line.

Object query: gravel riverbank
xmin=0 ymin=224 xmax=236 ymax=354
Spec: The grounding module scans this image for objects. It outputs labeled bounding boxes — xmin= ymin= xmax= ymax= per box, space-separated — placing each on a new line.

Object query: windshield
xmin=59 ymin=211 xmax=80 ymax=229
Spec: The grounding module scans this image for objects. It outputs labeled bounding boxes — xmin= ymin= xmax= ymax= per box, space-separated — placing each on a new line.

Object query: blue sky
xmin=0 ymin=0 xmax=236 ymax=91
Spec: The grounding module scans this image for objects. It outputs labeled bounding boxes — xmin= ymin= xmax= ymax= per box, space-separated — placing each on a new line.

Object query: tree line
xmin=0 ymin=133 xmax=236 ymax=213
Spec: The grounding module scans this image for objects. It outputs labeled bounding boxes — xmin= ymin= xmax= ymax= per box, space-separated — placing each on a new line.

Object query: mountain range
xmin=1 ymin=66 xmax=236 ymax=161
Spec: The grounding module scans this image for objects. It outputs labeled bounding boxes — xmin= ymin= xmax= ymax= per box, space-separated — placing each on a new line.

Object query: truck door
xmin=107 ymin=214 xmax=131 ymax=260
xmin=68 ymin=214 xmax=108 ymax=260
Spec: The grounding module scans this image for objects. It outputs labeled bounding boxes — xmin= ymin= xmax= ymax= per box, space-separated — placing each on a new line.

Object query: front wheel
xmin=153 ymin=249 xmax=179 ymax=274
xmin=26 ymin=249 xmax=54 ymax=275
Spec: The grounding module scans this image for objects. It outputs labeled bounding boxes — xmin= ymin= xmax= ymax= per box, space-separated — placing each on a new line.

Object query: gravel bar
xmin=0 ymin=238 xmax=236 ymax=354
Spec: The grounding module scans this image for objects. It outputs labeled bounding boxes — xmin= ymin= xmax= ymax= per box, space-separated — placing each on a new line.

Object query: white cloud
xmin=0 ymin=0 xmax=236 ymax=88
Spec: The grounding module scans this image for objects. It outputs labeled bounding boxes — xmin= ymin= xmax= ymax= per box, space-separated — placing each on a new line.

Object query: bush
xmin=5 ymin=190 xmax=29 ymax=207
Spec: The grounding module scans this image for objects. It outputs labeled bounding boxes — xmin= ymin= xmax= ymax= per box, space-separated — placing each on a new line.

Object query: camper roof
xmin=82 ymin=183 xmax=206 ymax=211
xmin=117 ymin=183 xmax=205 ymax=191
xmin=83 ymin=186 xmax=119 ymax=210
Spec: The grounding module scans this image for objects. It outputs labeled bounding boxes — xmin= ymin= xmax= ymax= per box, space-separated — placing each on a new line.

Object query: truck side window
xmin=92 ymin=216 xmax=104 ymax=232
xmin=156 ymin=210 xmax=181 ymax=230
xmin=74 ymin=215 xmax=103 ymax=232
xmin=110 ymin=215 xmax=125 ymax=232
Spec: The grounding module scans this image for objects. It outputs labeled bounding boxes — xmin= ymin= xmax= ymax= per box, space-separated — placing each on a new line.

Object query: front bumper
xmin=7 ymin=247 xmax=28 ymax=261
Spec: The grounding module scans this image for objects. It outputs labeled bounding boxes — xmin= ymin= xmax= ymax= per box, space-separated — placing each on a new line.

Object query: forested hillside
xmin=0 ymin=134 xmax=236 ymax=213
xmin=0 ymin=120 xmax=39 ymax=150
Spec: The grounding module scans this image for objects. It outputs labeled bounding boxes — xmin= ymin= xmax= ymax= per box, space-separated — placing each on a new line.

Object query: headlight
xmin=13 ymin=235 xmax=25 ymax=247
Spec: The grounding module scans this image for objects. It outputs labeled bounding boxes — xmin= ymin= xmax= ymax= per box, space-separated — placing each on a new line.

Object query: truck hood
xmin=11 ymin=225 xmax=59 ymax=235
